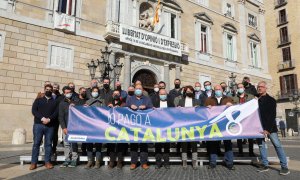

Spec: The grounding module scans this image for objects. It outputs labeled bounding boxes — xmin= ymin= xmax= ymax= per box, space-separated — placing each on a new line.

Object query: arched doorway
xmin=132 ymin=69 xmax=157 ymax=94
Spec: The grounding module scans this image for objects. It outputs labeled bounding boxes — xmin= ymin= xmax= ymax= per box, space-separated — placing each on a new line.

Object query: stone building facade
xmin=265 ymin=0 xmax=300 ymax=132
xmin=0 ymin=0 xmax=270 ymax=143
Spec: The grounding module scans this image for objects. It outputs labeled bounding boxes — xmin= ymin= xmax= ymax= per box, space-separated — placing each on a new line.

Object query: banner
xmin=119 ymin=24 xmax=182 ymax=56
xmin=67 ymin=99 xmax=264 ymax=143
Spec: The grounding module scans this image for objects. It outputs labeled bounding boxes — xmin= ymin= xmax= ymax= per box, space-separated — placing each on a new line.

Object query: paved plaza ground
xmin=1 ymin=136 xmax=300 ymax=180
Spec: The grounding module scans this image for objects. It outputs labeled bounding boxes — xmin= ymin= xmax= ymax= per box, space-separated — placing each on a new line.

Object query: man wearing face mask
xmin=242 ymin=77 xmax=257 ymax=96
xmin=86 ymin=79 xmax=98 ymax=100
xmin=232 ymin=83 xmax=255 ymax=157
xmin=152 ymin=89 xmax=174 ymax=169
xmin=115 ymin=81 xmax=127 ymax=103
xmin=59 ymin=86 xmax=78 ymax=168
xmin=127 ymin=86 xmax=135 ymax=97
xmin=194 ymin=82 xmax=204 ymax=101
xmin=205 ymin=85 xmax=235 ymax=170
xmin=220 ymin=82 xmax=233 ymax=97
xmin=169 ymin=79 xmax=182 ymax=103
xmin=125 ymin=84 xmax=153 ymax=170
xmin=150 ymin=84 xmax=160 ymax=104
xmin=68 ymin=82 xmax=79 ymax=99
xmin=30 ymin=84 xmax=59 ymax=170
xmin=100 ymin=77 xmax=113 ymax=106
xmin=200 ymin=81 xmax=215 ymax=106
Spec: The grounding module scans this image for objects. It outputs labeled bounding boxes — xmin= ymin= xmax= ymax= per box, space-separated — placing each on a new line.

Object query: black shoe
xmin=208 ymin=164 xmax=216 ymax=169
xmin=227 ymin=165 xmax=235 ymax=170
xmin=280 ymin=168 xmax=290 ymax=175
xmin=257 ymin=166 xmax=269 ymax=172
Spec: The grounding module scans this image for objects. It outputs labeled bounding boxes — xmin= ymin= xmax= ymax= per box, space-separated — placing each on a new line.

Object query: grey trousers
xmin=63 ymin=133 xmax=78 ymax=161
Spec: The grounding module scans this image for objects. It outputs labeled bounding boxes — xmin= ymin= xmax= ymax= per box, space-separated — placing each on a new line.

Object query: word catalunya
xmin=104 ymin=124 xmax=223 ymax=142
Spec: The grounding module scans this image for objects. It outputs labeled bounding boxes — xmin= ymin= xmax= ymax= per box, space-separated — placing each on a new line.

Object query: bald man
xmin=205 ymin=85 xmax=235 ymax=170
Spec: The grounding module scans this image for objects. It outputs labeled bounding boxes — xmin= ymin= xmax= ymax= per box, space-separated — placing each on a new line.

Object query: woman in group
xmin=178 ymin=86 xmax=201 ymax=170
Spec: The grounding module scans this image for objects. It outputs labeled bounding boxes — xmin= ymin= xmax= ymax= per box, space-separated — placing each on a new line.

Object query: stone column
xmin=164 ymin=63 xmax=170 ymax=91
xmin=175 ymin=65 xmax=181 ymax=79
xmin=238 ymin=0 xmax=248 ymax=69
xmin=124 ymin=54 xmax=131 ymax=90
xmin=109 ymin=51 xmax=116 ymax=87
xmin=259 ymin=7 xmax=269 ymax=73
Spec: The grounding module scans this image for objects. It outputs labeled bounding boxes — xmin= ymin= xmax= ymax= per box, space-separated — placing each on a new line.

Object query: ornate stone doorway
xmin=132 ymin=69 xmax=157 ymax=93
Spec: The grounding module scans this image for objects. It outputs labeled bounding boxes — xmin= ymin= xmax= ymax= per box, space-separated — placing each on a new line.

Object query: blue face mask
xmin=159 ymin=95 xmax=167 ymax=101
xmin=195 ymin=87 xmax=201 ymax=92
xmin=238 ymin=88 xmax=245 ymax=94
xmin=92 ymin=92 xmax=99 ymax=98
xmin=135 ymin=89 xmax=143 ymax=96
xmin=215 ymin=90 xmax=223 ymax=97
xmin=205 ymin=85 xmax=211 ymax=91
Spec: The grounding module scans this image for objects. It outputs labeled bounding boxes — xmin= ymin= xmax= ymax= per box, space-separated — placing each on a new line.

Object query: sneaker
xmin=280 ymin=168 xmax=290 ymax=175
xmin=60 ymin=161 xmax=69 ymax=168
xmin=68 ymin=161 xmax=77 ymax=168
xmin=257 ymin=166 xmax=269 ymax=172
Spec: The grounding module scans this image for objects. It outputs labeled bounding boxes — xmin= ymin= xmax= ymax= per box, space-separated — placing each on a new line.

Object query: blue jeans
xmin=31 ymin=124 xmax=54 ymax=164
xmin=208 ymin=140 xmax=234 ymax=166
xmin=257 ymin=132 xmax=288 ymax=168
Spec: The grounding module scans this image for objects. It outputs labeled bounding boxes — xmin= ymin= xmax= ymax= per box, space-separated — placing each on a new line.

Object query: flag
xmin=152 ymin=0 xmax=161 ymax=26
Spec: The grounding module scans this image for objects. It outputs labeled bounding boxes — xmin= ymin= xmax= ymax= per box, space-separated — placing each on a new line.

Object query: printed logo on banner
xmin=68 ymin=135 xmax=87 ymax=142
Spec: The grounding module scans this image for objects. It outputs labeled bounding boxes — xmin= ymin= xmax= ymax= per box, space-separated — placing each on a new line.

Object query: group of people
xmin=29 ymin=76 xmax=290 ymax=175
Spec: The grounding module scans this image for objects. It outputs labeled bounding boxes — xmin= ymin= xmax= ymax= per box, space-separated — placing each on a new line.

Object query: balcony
xmin=278 ymin=59 xmax=295 ymax=72
xmin=277 ymin=15 xmax=288 ymax=27
xmin=53 ymin=12 xmax=75 ymax=33
xmin=274 ymin=0 xmax=287 ymax=9
xmin=277 ymin=35 xmax=291 ymax=47
xmin=104 ymin=21 xmax=189 ymax=56
xmin=277 ymin=89 xmax=299 ymax=100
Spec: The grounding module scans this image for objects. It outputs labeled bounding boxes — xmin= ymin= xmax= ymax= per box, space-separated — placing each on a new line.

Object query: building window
xmin=282 ymin=47 xmax=291 ymax=61
xmin=250 ymin=41 xmax=260 ymax=67
xmin=57 ymin=0 xmax=76 ymax=16
xmin=225 ymin=3 xmax=233 ymax=17
xmin=163 ymin=11 xmax=178 ymax=39
xmin=171 ymin=14 xmax=176 ymax=38
xmin=280 ymin=74 xmax=298 ymax=94
xmin=200 ymin=25 xmax=208 ymax=53
xmin=279 ymin=26 xmax=289 ymax=44
xmin=199 ymin=74 xmax=211 ymax=90
xmin=278 ymin=9 xmax=287 ymax=25
xmin=195 ymin=0 xmax=208 ymax=7
xmin=248 ymin=13 xmax=257 ymax=27
xmin=226 ymin=34 xmax=234 ymax=61
xmin=0 ymin=31 xmax=6 ymax=61
xmin=47 ymin=42 xmax=74 ymax=72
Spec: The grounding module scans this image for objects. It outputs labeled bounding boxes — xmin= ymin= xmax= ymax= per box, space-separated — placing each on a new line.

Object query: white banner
xmin=119 ymin=24 xmax=182 ymax=56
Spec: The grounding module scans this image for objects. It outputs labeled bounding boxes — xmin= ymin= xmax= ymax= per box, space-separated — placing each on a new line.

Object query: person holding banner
xmin=126 ymin=84 xmax=153 ymax=170
xmin=256 ymin=81 xmax=290 ymax=175
xmin=107 ymin=90 xmax=128 ymax=169
xmin=178 ymin=86 xmax=201 ymax=170
xmin=152 ymin=89 xmax=175 ymax=169
xmin=59 ymin=86 xmax=79 ymax=168
xmin=205 ymin=85 xmax=235 ymax=170
xmin=85 ymin=87 xmax=105 ymax=169
xmin=232 ymin=83 xmax=255 ymax=157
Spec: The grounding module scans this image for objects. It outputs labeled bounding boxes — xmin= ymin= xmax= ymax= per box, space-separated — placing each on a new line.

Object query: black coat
xmin=58 ymin=98 xmax=73 ymax=129
xmin=245 ymin=83 xmax=258 ymax=96
xmin=31 ymin=96 xmax=59 ymax=127
xmin=199 ymin=90 xmax=214 ymax=106
xmin=178 ymin=97 xmax=201 ymax=107
xmin=152 ymin=96 xmax=175 ymax=108
xmin=258 ymin=94 xmax=278 ymax=133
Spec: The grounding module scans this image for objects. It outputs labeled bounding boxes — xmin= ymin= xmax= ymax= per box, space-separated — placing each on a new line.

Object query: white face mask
xmin=92 ymin=92 xmax=99 ymax=98
xmin=154 ymin=87 xmax=159 ymax=92
xmin=65 ymin=93 xmax=72 ymax=99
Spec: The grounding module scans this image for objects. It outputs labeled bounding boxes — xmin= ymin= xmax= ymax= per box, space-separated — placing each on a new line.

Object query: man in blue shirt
xmin=126 ymin=84 xmax=153 ymax=170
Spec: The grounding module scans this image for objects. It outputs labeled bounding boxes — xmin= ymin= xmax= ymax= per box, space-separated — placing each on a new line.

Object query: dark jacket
xmin=31 ymin=96 xmax=59 ymax=126
xmin=204 ymin=95 xmax=233 ymax=106
xmin=150 ymin=92 xmax=159 ymax=104
xmin=245 ymin=83 xmax=257 ymax=96
xmin=99 ymin=88 xmax=113 ymax=106
xmin=152 ymin=96 xmax=175 ymax=108
xmin=86 ymin=97 xmax=105 ymax=107
xmin=125 ymin=95 xmax=153 ymax=109
xmin=178 ymin=97 xmax=201 ymax=107
xmin=169 ymin=88 xmax=181 ymax=103
xmin=258 ymin=94 xmax=278 ymax=133
xmin=58 ymin=98 xmax=73 ymax=129
xmin=200 ymin=90 xmax=215 ymax=106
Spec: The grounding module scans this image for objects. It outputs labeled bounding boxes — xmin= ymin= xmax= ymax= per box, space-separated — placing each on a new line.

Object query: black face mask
xmin=186 ymin=92 xmax=193 ymax=97
xmin=243 ymin=81 xmax=249 ymax=87
xmin=113 ymin=95 xmax=120 ymax=100
xmin=116 ymin=86 xmax=121 ymax=91
xmin=81 ymin=93 xmax=86 ymax=99
xmin=175 ymin=84 xmax=180 ymax=89
xmin=45 ymin=91 xmax=52 ymax=97
xmin=128 ymin=91 xmax=134 ymax=96
xmin=53 ymin=90 xmax=59 ymax=95
xmin=103 ymin=84 xmax=109 ymax=89
xmin=70 ymin=87 xmax=75 ymax=93
xmin=222 ymin=87 xmax=226 ymax=91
